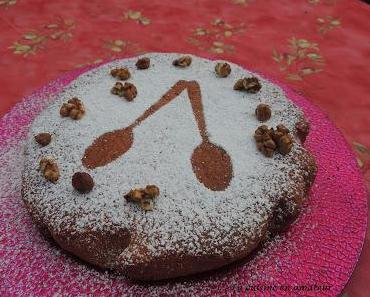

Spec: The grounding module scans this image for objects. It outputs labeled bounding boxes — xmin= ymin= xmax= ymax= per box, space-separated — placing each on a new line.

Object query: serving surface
xmin=0 ymin=59 xmax=366 ymax=294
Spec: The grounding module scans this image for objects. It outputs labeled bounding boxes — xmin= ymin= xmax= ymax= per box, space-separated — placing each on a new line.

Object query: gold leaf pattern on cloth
xmin=75 ymin=40 xmax=145 ymax=69
xmin=9 ymin=17 xmax=75 ymax=56
xmin=75 ymin=59 xmax=104 ymax=69
xmin=103 ymin=39 xmax=144 ymax=54
xmin=353 ymin=142 xmax=370 ymax=190
xmin=231 ymin=0 xmax=254 ymax=6
xmin=317 ymin=16 xmax=341 ymax=34
xmin=187 ymin=18 xmax=246 ymax=54
xmin=123 ymin=10 xmax=151 ymax=25
xmin=272 ymin=37 xmax=325 ymax=80
xmin=354 ymin=142 xmax=370 ymax=168
xmin=308 ymin=0 xmax=338 ymax=5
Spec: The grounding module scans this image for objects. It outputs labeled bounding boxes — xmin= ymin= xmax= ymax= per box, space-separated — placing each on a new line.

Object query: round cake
xmin=22 ymin=53 xmax=316 ymax=281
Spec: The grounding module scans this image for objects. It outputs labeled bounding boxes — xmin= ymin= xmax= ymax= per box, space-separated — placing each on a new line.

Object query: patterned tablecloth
xmin=0 ymin=1 xmax=369 ymax=296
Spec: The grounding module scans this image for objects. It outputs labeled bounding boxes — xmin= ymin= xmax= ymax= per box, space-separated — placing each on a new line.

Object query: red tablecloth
xmin=0 ymin=0 xmax=369 ymax=296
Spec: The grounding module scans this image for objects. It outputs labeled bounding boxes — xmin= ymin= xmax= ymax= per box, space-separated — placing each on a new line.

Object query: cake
xmin=21 ymin=53 xmax=316 ymax=280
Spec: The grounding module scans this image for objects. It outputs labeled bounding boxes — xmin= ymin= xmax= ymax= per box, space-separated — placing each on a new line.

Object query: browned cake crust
xmin=22 ymin=147 xmax=316 ymax=280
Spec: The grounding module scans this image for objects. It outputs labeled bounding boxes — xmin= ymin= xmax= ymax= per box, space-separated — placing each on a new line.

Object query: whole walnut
xmin=254 ymin=125 xmax=276 ymax=157
xmin=272 ymin=124 xmax=293 ymax=155
xmin=234 ymin=77 xmax=262 ymax=93
xmin=60 ymin=97 xmax=85 ymax=120
xmin=254 ymin=124 xmax=294 ymax=157
xmin=242 ymin=77 xmax=262 ymax=93
xmin=233 ymin=79 xmax=245 ymax=91
xmin=173 ymin=56 xmax=192 ymax=67
xmin=110 ymin=67 xmax=131 ymax=80
xmin=122 ymin=82 xmax=137 ymax=101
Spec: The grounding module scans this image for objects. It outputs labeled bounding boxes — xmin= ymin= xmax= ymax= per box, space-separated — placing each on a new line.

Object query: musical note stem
xmin=129 ymin=81 xmax=208 ymax=142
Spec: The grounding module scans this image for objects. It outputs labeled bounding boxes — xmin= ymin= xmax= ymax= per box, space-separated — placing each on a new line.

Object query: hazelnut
xmin=145 ymin=185 xmax=160 ymax=198
xmin=215 ymin=62 xmax=231 ymax=77
xmin=173 ymin=56 xmax=192 ymax=68
xmin=35 ymin=133 xmax=51 ymax=147
xmin=255 ymin=104 xmax=271 ymax=122
xmin=110 ymin=67 xmax=130 ymax=80
xmin=122 ymin=82 xmax=137 ymax=101
xmin=136 ymin=57 xmax=150 ymax=69
xmin=39 ymin=157 xmax=59 ymax=182
xmin=72 ymin=172 xmax=94 ymax=193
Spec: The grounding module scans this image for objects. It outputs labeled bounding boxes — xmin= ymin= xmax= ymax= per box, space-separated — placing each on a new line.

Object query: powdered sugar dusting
xmin=0 ymin=56 xmax=367 ymax=295
xmin=22 ymin=54 xmax=309 ymax=261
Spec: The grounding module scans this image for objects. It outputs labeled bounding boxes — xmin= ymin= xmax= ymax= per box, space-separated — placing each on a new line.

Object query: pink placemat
xmin=0 ymin=66 xmax=367 ymax=297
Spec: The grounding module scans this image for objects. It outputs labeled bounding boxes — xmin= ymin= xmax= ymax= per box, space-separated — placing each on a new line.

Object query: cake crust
xmin=22 ymin=53 xmax=316 ymax=280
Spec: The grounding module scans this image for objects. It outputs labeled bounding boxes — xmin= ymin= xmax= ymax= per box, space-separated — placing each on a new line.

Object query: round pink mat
xmin=0 ymin=66 xmax=367 ymax=297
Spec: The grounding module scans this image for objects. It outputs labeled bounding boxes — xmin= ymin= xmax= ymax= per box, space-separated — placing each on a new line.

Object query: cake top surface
xmin=23 ymin=53 xmax=307 ymax=258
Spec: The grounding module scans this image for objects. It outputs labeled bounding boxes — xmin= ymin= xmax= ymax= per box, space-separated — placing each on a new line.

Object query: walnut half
xmin=39 ymin=157 xmax=59 ymax=182
xmin=124 ymin=185 xmax=160 ymax=211
xmin=60 ymin=97 xmax=85 ymax=120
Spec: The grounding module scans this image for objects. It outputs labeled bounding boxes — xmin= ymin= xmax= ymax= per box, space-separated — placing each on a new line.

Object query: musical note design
xmin=82 ymin=80 xmax=233 ymax=191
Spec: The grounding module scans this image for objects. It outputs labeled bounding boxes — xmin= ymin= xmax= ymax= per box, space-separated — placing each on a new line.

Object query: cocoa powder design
xmin=82 ymin=80 xmax=233 ymax=191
